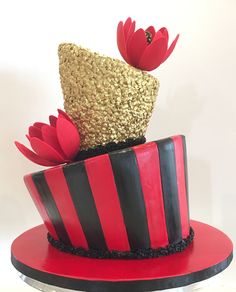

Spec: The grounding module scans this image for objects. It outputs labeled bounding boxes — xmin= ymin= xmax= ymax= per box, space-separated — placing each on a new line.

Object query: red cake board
xmin=11 ymin=220 xmax=233 ymax=292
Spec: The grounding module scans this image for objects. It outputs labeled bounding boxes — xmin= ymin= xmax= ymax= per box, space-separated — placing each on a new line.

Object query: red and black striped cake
xmin=15 ymin=19 xmax=194 ymax=259
xmin=12 ymin=18 xmax=233 ymax=292
xmin=24 ymin=135 xmax=193 ymax=259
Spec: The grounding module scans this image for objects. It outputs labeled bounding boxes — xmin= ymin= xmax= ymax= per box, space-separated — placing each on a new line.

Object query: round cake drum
xmin=11 ymin=220 xmax=233 ymax=292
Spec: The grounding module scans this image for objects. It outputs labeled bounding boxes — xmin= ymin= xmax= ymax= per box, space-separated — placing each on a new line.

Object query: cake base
xmin=11 ymin=220 xmax=233 ymax=292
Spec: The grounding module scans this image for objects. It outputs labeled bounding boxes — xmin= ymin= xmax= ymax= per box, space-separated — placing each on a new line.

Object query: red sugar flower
xmin=15 ymin=109 xmax=80 ymax=166
xmin=117 ymin=17 xmax=179 ymax=71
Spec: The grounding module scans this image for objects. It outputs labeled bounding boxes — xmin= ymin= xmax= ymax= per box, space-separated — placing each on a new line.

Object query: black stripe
xmin=156 ymin=138 xmax=182 ymax=243
xmin=181 ymin=135 xmax=190 ymax=222
xmin=32 ymin=173 xmax=71 ymax=245
xmin=109 ymin=148 xmax=150 ymax=249
xmin=63 ymin=162 xmax=107 ymax=250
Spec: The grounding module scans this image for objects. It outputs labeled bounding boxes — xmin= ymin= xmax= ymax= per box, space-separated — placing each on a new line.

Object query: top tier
xmin=59 ymin=44 xmax=159 ymax=150
xmin=15 ymin=18 xmax=180 ymax=167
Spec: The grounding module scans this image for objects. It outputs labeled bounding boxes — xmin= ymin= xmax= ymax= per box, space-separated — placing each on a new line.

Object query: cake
xmin=12 ymin=17 xmax=233 ymax=292
xmin=14 ymin=17 xmax=194 ymax=259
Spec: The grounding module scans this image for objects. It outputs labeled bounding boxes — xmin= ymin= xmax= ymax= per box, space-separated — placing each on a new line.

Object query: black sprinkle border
xmin=75 ymin=136 xmax=146 ymax=161
xmin=47 ymin=227 xmax=194 ymax=259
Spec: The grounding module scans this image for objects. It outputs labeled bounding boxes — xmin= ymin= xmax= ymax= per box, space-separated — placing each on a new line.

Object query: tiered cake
xmin=12 ymin=17 xmax=233 ymax=292
xmin=15 ymin=18 xmax=193 ymax=258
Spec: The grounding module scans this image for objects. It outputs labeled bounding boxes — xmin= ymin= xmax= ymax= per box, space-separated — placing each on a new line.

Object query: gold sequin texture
xmin=58 ymin=43 xmax=160 ymax=150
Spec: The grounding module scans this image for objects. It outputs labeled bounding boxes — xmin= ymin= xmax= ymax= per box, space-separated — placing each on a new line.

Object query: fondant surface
xmin=24 ymin=135 xmax=190 ymax=254
xmin=11 ymin=221 xmax=233 ymax=292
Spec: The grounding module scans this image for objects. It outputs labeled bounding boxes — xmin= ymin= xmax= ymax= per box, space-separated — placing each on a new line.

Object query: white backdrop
xmin=0 ymin=0 xmax=235 ymax=291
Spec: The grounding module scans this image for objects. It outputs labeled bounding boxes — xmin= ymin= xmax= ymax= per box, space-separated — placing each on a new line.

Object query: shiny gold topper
xmin=58 ymin=43 xmax=159 ymax=150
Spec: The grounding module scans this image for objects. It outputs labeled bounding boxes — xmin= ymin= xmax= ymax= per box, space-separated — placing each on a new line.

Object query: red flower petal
xmin=29 ymin=126 xmax=42 ymax=139
xmin=34 ymin=122 xmax=47 ymax=129
xmin=117 ymin=21 xmax=129 ymax=63
xmin=123 ymin=17 xmax=132 ymax=39
xmin=57 ymin=109 xmax=73 ymax=123
xmin=163 ymin=34 xmax=179 ymax=63
xmin=41 ymin=125 xmax=66 ymax=158
xmin=138 ymin=37 xmax=168 ymax=71
xmin=126 ymin=20 xmax=136 ymax=41
xmin=127 ymin=29 xmax=147 ymax=66
xmin=152 ymin=29 xmax=164 ymax=43
xmin=56 ymin=116 xmax=80 ymax=159
xmin=160 ymin=27 xmax=169 ymax=43
xmin=145 ymin=26 xmax=156 ymax=38
xmin=49 ymin=115 xmax=57 ymax=127
xmin=29 ymin=137 xmax=67 ymax=163
xmin=15 ymin=141 xmax=57 ymax=166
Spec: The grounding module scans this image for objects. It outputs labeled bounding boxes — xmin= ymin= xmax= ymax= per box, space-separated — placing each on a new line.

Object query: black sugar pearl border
xmin=47 ymin=227 xmax=194 ymax=259
xmin=75 ymin=136 xmax=146 ymax=161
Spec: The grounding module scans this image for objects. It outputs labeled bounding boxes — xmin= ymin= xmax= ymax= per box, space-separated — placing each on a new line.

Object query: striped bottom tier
xmin=24 ymin=135 xmax=191 ymax=256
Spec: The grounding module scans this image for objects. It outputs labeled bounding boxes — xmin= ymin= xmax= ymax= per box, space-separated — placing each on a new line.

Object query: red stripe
xmin=24 ymin=174 xmax=58 ymax=239
xmin=133 ymin=142 xmax=169 ymax=248
xmin=85 ymin=154 xmax=130 ymax=251
xmin=172 ymin=136 xmax=189 ymax=238
xmin=44 ymin=167 xmax=88 ymax=249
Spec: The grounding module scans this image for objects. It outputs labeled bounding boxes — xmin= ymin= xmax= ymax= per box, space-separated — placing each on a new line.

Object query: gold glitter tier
xmin=58 ymin=43 xmax=159 ymax=150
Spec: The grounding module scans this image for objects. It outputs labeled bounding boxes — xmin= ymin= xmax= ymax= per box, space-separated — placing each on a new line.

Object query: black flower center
xmin=145 ymin=31 xmax=152 ymax=44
